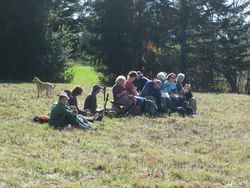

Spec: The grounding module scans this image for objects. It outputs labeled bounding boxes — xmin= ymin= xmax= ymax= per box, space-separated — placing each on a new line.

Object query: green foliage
xmin=0 ymin=0 xmax=249 ymax=91
xmin=0 ymin=0 xmax=82 ymax=82
xmin=82 ymin=0 xmax=250 ymax=92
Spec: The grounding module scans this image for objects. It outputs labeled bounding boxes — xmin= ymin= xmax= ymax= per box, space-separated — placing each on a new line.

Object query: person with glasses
xmin=162 ymin=73 xmax=185 ymax=108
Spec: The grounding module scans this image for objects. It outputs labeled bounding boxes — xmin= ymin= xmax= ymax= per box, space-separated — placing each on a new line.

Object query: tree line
xmin=0 ymin=0 xmax=249 ymax=93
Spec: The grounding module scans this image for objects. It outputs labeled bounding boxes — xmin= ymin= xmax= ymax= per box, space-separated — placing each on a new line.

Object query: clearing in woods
xmin=0 ymin=66 xmax=249 ymax=187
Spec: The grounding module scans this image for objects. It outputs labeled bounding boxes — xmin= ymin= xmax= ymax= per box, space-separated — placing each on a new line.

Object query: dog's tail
xmin=52 ymin=85 xmax=56 ymax=89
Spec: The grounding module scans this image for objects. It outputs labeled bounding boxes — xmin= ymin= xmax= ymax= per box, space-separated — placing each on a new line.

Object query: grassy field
xmin=0 ymin=66 xmax=250 ymax=187
xmin=71 ymin=65 xmax=101 ymax=85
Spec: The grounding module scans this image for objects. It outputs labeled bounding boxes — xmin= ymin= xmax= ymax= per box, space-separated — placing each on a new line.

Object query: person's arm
xmin=176 ymin=82 xmax=183 ymax=94
xmin=131 ymin=88 xmax=138 ymax=96
xmin=117 ymin=91 xmax=126 ymax=98
xmin=140 ymin=82 xmax=150 ymax=97
xmin=155 ymin=90 xmax=162 ymax=109
xmin=127 ymin=81 xmax=138 ymax=96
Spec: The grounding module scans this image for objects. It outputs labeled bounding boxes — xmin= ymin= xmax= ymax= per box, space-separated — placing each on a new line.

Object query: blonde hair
xmin=115 ymin=75 xmax=126 ymax=83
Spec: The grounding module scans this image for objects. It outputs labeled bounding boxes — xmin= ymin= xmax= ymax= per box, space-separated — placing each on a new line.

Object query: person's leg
xmin=188 ymin=97 xmax=197 ymax=114
xmin=164 ymin=96 xmax=175 ymax=113
xmin=135 ymin=96 xmax=145 ymax=113
xmin=75 ymin=115 xmax=91 ymax=129
xmin=170 ymin=96 xmax=179 ymax=109
xmin=116 ymin=96 xmax=134 ymax=112
xmin=185 ymin=91 xmax=193 ymax=101
xmin=178 ymin=96 xmax=185 ymax=107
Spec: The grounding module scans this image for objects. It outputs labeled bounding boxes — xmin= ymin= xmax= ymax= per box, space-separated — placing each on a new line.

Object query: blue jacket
xmin=140 ymin=81 xmax=161 ymax=108
xmin=133 ymin=76 xmax=149 ymax=92
xmin=162 ymin=81 xmax=177 ymax=94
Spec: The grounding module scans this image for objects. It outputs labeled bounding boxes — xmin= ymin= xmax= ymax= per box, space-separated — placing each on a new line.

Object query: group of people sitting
xmin=48 ymin=84 xmax=103 ymax=130
xmin=112 ymin=71 xmax=197 ymax=116
xmin=48 ymin=71 xmax=197 ymax=130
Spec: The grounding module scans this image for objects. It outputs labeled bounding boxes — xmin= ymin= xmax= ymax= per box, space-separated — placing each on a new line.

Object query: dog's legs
xmin=49 ymin=89 xmax=52 ymax=98
xmin=37 ymin=88 xmax=40 ymax=98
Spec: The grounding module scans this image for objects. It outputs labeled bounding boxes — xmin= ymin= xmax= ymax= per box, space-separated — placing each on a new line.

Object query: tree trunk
xmin=225 ymin=72 xmax=238 ymax=93
xmin=245 ymin=71 xmax=250 ymax=95
xmin=178 ymin=0 xmax=188 ymax=76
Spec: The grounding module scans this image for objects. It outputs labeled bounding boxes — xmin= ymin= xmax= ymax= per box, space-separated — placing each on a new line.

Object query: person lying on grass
xmin=48 ymin=92 xmax=91 ymax=130
xmin=84 ymin=84 xmax=103 ymax=114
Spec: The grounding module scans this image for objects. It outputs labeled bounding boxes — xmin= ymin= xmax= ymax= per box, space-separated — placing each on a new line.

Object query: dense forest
xmin=0 ymin=0 xmax=249 ymax=93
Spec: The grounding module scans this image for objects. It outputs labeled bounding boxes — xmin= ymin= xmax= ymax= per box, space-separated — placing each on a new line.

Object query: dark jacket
xmin=66 ymin=91 xmax=87 ymax=116
xmin=84 ymin=94 xmax=97 ymax=114
xmin=133 ymin=76 xmax=149 ymax=92
xmin=140 ymin=81 xmax=161 ymax=108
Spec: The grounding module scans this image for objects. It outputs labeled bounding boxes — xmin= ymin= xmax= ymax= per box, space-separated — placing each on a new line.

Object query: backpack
xmin=143 ymin=99 xmax=157 ymax=115
xmin=33 ymin=114 xmax=49 ymax=124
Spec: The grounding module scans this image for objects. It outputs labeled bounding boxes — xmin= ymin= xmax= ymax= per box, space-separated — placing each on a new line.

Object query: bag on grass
xmin=33 ymin=114 xmax=49 ymax=124
xmin=143 ymin=99 xmax=157 ymax=115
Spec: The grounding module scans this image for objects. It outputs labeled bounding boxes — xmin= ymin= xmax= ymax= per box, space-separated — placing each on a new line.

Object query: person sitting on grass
xmin=140 ymin=79 xmax=162 ymax=112
xmin=112 ymin=75 xmax=137 ymax=115
xmin=84 ymin=84 xmax=103 ymax=114
xmin=124 ymin=71 xmax=145 ymax=112
xmin=176 ymin=73 xmax=197 ymax=114
xmin=133 ymin=71 xmax=149 ymax=93
xmin=162 ymin=73 xmax=185 ymax=109
xmin=48 ymin=92 xmax=91 ymax=130
xmin=64 ymin=86 xmax=87 ymax=116
xmin=157 ymin=72 xmax=175 ymax=113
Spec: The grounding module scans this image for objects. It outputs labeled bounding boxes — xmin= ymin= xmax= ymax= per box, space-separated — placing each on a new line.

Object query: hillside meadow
xmin=0 ymin=66 xmax=249 ymax=187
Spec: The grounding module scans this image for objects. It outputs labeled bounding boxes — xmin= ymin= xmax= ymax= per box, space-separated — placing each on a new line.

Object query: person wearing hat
xmin=48 ymin=92 xmax=91 ymax=130
xmin=133 ymin=71 xmax=149 ymax=93
xmin=84 ymin=84 xmax=103 ymax=114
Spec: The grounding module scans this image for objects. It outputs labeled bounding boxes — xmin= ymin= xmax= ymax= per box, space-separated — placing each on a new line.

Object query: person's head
xmin=157 ymin=72 xmax=167 ymax=82
xmin=91 ymin=84 xmax=103 ymax=95
xmin=72 ymin=86 xmax=83 ymax=96
xmin=115 ymin=75 xmax=126 ymax=87
xmin=64 ymin=90 xmax=73 ymax=99
xmin=136 ymin=71 xmax=143 ymax=80
xmin=176 ymin=73 xmax=185 ymax=83
xmin=58 ymin=92 xmax=69 ymax=106
xmin=127 ymin=71 xmax=138 ymax=81
xmin=167 ymin=73 xmax=176 ymax=83
xmin=153 ymin=79 xmax=162 ymax=90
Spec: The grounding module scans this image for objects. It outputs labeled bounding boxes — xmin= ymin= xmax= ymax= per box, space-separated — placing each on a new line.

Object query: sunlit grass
xmin=71 ymin=65 xmax=101 ymax=85
xmin=0 ymin=81 xmax=249 ymax=187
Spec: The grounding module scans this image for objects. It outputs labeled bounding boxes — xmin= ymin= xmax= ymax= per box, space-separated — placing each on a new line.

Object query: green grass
xmin=0 ymin=80 xmax=250 ymax=187
xmin=71 ymin=65 xmax=100 ymax=85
